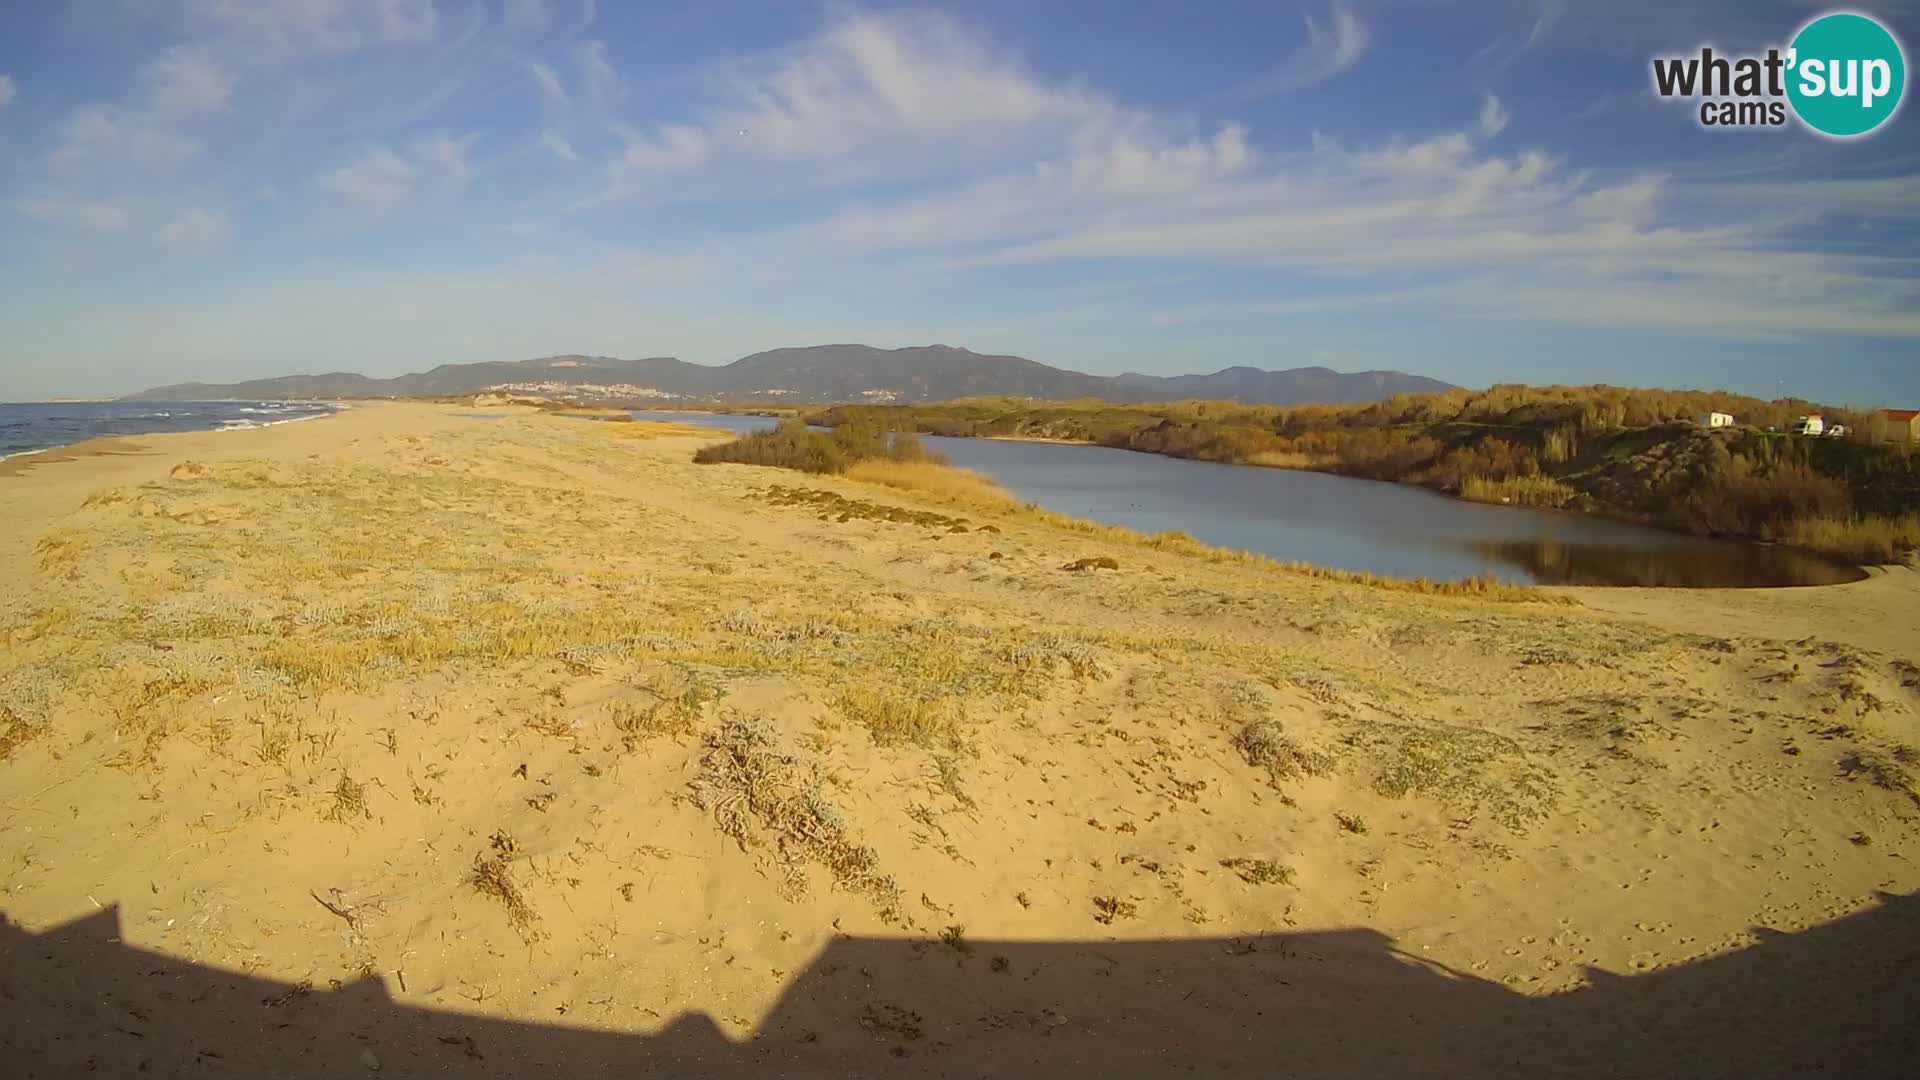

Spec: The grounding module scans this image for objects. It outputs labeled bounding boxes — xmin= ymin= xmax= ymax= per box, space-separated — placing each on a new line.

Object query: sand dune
xmin=3 ymin=402 xmax=1916 ymax=1076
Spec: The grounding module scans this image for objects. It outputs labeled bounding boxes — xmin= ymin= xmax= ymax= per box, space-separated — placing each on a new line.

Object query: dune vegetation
xmin=807 ymin=386 xmax=1920 ymax=564
xmin=692 ymin=419 xmax=943 ymax=473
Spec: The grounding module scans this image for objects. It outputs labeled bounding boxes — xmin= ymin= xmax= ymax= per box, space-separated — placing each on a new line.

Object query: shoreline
xmin=0 ymin=400 xmax=347 ymax=467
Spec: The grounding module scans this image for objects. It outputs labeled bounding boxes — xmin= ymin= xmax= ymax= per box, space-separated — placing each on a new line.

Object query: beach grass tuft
xmin=690 ymin=716 xmax=900 ymax=920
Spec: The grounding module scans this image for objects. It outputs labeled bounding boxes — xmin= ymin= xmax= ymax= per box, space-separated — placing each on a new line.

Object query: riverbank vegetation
xmin=692 ymin=419 xmax=942 ymax=474
xmin=805 ymin=388 xmax=1920 ymax=564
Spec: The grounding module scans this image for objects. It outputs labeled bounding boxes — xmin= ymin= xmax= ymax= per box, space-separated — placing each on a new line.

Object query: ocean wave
xmin=6 ymin=403 xmax=343 ymax=458
xmin=214 ymin=411 xmax=335 ymax=433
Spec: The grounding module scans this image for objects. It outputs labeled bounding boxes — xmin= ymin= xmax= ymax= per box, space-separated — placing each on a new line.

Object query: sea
xmin=0 ymin=400 xmax=341 ymax=461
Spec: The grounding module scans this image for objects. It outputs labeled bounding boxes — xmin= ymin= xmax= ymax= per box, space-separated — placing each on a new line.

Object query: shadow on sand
xmin=5 ymin=892 xmax=1917 ymax=1078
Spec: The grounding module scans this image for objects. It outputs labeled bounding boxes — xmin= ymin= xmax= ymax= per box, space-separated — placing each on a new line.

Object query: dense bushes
xmin=1770 ymin=513 xmax=1920 ymax=564
xmin=693 ymin=420 xmax=943 ymax=474
xmin=1683 ymin=458 xmax=1852 ymax=538
xmin=1428 ymin=438 xmax=1538 ymax=491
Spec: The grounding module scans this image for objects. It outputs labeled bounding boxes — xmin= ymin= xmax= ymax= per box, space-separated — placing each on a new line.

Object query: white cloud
xmin=1717 ymin=176 xmax=1920 ymax=221
xmin=1440 ymin=272 xmax=1920 ymax=341
xmin=320 ymin=146 xmax=418 ymax=206
xmin=1571 ymin=175 xmax=1661 ymax=223
xmin=412 ymin=131 xmax=478 ymax=181
xmin=576 ymin=40 xmax=619 ymax=105
xmin=504 ymin=0 xmax=547 ymax=31
xmin=49 ymin=106 xmax=203 ymax=169
xmin=597 ymin=13 xmax=1114 ymax=197
xmin=1478 ymin=92 xmax=1509 ymax=137
xmin=540 ymin=129 xmax=581 ymax=162
xmin=319 ymin=133 xmax=478 ymax=206
xmin=182 ymin=0 xmax=439 ymax=55
xmin=0 ymin=74 xmax=15 ymax=110
xmin=1221 ymin=3 xmax=1371 ymax=100
xmin=526 ymin=59 xmax=568 ymax=105
xmin=609 ymin=123 xmax=710 ymax=177
xmin=18 ymin=197 xmax=130 ymax=231
xmin=555 ymin=11 xmax=1919 ymax=345
xmin=156 ymin=207 xmax=230 ymax=251
xmin=146 ymin=46 xmax=233 ymax=112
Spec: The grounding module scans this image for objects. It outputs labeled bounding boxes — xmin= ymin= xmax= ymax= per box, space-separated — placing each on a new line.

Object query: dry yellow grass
xmin=836 ymin=684 xmax=962 ymax=749
xmin=605 ymin=420 xmax=736 ymax=441
xmin=843 ymin=459 xmax=1015 ymax=507
xmin=1771 ymin=513 xmax=1920 ymax=565
xmin=1246 ymin=450 xmax=1335 ymax=469
xmin=1461 ymin=475 xmax=1578 ymax=509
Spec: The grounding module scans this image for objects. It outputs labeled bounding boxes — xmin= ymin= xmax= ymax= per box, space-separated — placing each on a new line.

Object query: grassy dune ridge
xmin=806 ymin=387 xmax=1920 ymax=564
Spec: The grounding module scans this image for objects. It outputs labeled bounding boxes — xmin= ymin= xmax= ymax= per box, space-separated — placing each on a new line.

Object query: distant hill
xmin=125 ymin=345 xmax=1457 ymax=407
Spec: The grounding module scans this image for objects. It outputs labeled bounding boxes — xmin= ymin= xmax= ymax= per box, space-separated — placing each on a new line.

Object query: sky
xmin=0 ymin=0 xmax=1917 ymax=404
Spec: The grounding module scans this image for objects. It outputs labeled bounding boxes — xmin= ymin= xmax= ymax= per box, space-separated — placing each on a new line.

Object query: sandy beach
xmin=3 ymin=401 xmax=1917 ymax=1077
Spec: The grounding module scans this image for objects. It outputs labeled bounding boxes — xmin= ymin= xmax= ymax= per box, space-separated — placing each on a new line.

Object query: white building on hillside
xmin=1698 ymin=411 xmax=1735 ymax=429
xmin=1795 ymin=414 xmax=1826 ymax=436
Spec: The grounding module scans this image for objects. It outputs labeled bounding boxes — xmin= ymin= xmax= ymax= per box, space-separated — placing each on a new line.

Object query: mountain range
xmin=124 ymin=344 xmax=1457 ymax=406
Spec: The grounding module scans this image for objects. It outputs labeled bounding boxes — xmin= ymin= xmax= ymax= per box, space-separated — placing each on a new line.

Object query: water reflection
xmin=1466 ymin=539 xmax=1865 ymax=588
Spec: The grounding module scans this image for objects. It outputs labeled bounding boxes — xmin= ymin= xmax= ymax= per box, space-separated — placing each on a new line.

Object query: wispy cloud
xmin=155 ymin=207 xmax=229 ymax=251
xmin=18 ymin=196 xmax=129 ymax=231
xmin=595 ymin=13 xmax=1113 ymax=200
xmin=321 ymin=146 xmax=418 ymax=207
xmin=1465 ymin=0 xmax=1567 ymax=85
xmin=1478 ymin=93 xmax=1509 ymax=137
xmin=0 ymin=74 xmax=15 ymax=110
xmin=1220 ymin=3 xmax=1372 ymax=100
xmin=525 ymin=59 xmax=568 ymax=106
xmin=49 ymin=106 xmax=202 ymax=170
xmin=576 ymin=40 xmax=620 ymax=105
xmin=320 ymin=132 xmax=476 ymax=206
xmin=145 ymin=46 xmax=232 ymax=112
xmin=504 ymin=0 xmax=548 ymax=32
xmin=539 ymin=129 xmax=581 ymax=163
xmin=413 ymin=131 xmax=478 ymax=182
xmin=181 ymin=0 xmax=440 ymax=56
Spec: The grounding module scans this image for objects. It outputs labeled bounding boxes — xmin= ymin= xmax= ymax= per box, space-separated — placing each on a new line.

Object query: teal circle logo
xmin=1787 ymin=12 xmax=1906 ymax=137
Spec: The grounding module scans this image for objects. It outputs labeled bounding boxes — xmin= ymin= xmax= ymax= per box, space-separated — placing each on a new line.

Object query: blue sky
xmin=1 ymin=0 xmax=1917 ymax=403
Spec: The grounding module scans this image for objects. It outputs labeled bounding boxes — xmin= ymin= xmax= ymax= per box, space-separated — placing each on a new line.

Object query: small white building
xmin=1795 ymin=414 xmax=1826 ymax=436
xmin=1698 ymin=411 xmax=1736 ymax=429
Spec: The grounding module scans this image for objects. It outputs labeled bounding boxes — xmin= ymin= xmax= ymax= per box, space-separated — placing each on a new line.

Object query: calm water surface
xmin=632 ymin=411 xmax=1863 ymax=588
